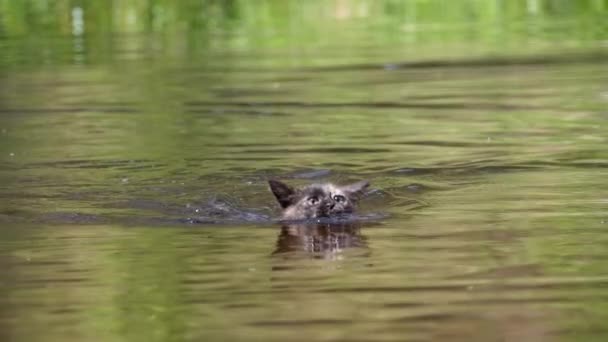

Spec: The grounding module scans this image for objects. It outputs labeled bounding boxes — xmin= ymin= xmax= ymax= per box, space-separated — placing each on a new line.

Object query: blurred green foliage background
xmin=1 ymin=0 xmax=607 ymax=67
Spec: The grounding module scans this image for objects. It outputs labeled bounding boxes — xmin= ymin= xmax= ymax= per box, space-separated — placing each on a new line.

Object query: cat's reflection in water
xmin=272 ymin=222 xmax=368 ymax=260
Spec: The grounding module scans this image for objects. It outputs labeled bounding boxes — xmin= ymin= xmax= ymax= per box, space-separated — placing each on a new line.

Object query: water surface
xmin=1 ymin=2 xmax=608 ymax=341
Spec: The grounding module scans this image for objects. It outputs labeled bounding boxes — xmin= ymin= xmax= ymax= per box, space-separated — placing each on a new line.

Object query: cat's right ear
xmin=268 ymin=180 xmax=296 ymax=208
xmin=342 ymin=180 xmax=370 ymax=199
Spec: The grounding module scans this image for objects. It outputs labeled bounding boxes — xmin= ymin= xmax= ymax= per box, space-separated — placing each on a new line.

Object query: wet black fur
xmin=268 ymin=179 xmax=369 ymax=220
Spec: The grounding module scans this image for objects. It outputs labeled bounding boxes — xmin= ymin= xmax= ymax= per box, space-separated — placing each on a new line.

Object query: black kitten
xmin=268 ymin=179 xmax=369 ymax=220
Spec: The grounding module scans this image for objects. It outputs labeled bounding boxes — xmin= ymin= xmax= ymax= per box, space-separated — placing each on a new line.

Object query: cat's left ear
xmin=269 ymin=179 xmax=297 ymax=209
xmin=342 ymin=180 xmax=370 ymax=198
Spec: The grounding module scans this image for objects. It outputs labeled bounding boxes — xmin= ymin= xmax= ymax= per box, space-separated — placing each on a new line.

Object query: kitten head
xmin=268 ymin=179 xmax=369 ymax=220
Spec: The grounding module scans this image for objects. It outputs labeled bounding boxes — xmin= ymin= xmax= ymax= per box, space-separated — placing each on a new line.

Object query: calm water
xmin=2 ymin=10 xmax=608 ymax=342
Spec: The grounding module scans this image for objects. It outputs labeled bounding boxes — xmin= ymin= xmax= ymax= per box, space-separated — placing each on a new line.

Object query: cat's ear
xmin=342 ymin=180 xmax=369 ymax=199
xmin=269 ymin=180 xmax=296 ymax=208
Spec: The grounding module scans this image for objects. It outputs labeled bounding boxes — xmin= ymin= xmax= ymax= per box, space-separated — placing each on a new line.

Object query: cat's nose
xmin=325 ymin=202 xmax=335 ymax=210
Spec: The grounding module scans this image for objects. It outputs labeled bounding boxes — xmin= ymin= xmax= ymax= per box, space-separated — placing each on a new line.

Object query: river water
xmin=1 ymin=8 xmax=608 ymax=342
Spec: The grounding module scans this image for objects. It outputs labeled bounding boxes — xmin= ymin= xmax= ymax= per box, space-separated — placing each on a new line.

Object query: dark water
xmin=2 ymin=20 xmax=608 ymax=342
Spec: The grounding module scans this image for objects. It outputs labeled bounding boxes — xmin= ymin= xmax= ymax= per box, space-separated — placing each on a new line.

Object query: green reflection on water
xmin=1 ymin=1 xmax=608 ymax=342
xmin=1 ymin=0 xmax=607 ymax=67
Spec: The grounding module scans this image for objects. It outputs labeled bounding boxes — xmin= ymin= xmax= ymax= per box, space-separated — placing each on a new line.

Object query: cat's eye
xmin=333 ymin=195 xmax=346 ymax=203
xmin=308 ymin=197 xmax=319 ymax=204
